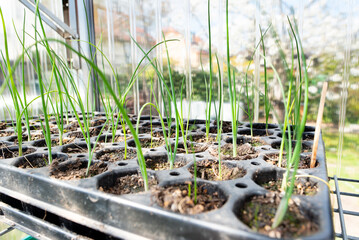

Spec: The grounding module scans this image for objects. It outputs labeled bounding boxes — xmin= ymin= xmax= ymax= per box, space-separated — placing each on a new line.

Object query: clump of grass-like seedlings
xmin=179 ymin=76 xmax=192 ymax=155
xmin=225 ymin=0 xmax=238 ymax=157
xmin=131 ymin=34 xmax=187 ymax=169
xmin=205 ymin=0 xmax=214 ymax=143
xmin=214 ymin=54 xmax=223 ymax=179
xmin=260 ymin=25 xmax=270 ymax=134
xmin=243 ymin=25 xmax=272 ymax=139
xmin=34 ymin=35 xmax=151 ymax=187
xmin=188 ymin=135 xmax=198 ymax=204
xmin=54 ymin=31 xmax=177 ymax=188
xmin=13 ymin=11 xmax=32 ymax=142
xmin=0 ymin=9 xmax=24 ymax=156
xmin=226 ymin=0 xmax=272 ymax=154
xmin=162 ymin=33 xmax=185 ymax=160
xmin=271 ymin=17 xmax=310 ymax=228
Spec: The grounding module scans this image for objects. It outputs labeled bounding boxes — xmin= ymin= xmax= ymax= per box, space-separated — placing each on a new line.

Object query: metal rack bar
xmin=334 ymin=175 xmax=348 ymax=240
xmin=331 ymin=175 xmax=359 ymax=240
xmin=333 ymin=192 xmax=359 ymax=198
xmin=18 ymin=0 xmax=78 ymax=39
xmin=0 ymin=226 xmax=14 ymax=237
xmin=330 ymin=177 xmax=359 ymax=183
xmin=335 ymin=233 xmax=359 ymax=240
xmin=333 ymin=209 xmax=359 ymax=217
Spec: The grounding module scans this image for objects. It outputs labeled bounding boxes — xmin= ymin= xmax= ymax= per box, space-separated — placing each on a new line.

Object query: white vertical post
xmin=337 ymin=0 xmax=353 ymax=177
xmin=218 ymin=0 xmax=224 ymax=121
xmin=254 ymin=0 xmax=261 ymax=122
xmin=155 ymin=0 xmax=163 ymax=115
xmin=129 ymin=0 xmax=139 ymax=114
xmin=184 ymin=0 xmax=192 ymax=118
xmin=106 ymin=0 xmax=115 ymax=91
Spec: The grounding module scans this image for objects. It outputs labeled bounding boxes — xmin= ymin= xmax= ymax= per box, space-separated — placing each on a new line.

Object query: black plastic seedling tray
xmin=0 ymin=114 xmax=334 ymax=239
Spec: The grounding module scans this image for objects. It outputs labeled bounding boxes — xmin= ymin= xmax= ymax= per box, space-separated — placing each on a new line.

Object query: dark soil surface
xmin=168 ymin=128 xmax=183 ymax=138
xmin=18 ymin=155 xmax=61 ymax=169
xmin=67 ymin=128 xmax=101 ymax=138
xmin=272 ymin=141 xmax=312 ymax=153
xmin=124 ymin=127 xmax=156 ymax=135
xmin=98 ymin=135 xmax=131 ymax=143
xmin=90 ymin=119 xmax=106 ymax=127
xmin=213 ymin=120 xmax=232 ymax=133
xmin=50 ymin=160 xmax=107 ymax=180
xmin=13 ymin=133 xmax=45 ymax=143
xmin=152 ymin=183 xmax=226 ymax=214
xmin=248 ymin=137 xmax=267 ymax=147
xmin=173 ymin=142 xmax=209 ymax=154
xmin=261 ymin=179 xmax=318 ymax=196
xmin=0 ymin=131 xmax=14 ymax=137
xmin=34 ymin=138 xmax=75 ymax=147
xmin=99 ymin=173 xmax=158 ymax=195
xmin=66 ymin=131 xmax=83 ymax=139
xmin=264 ymin=153 xmax=318 ymax=169
xmin=49 ymin=128 xmax=59 ymax=134
xmin=189 ymin=159 xmax=246 ymax=181
xmin=138 ymin=138 xmax=165 ymax=148
xmin=189 ymin=134 xmax=217 ymax=143
xmin=145 ymin=158 xmax=186 ymax=170
xmin=52 ymin=138 xmax=75 ymax=146
xmin=239 ymin=129 xmax=272 ymax=137
xmin=153 ymin=130 xmax=183 ymax=138
xmin=66 ymin=121 xmax=79 ymax=131
xmin=0 ymin=148 xmax=36 ymax=159
xmin=210 ymin=143 xmax=258 ymax=160
xmin=97 ymin=148 xmax=137 ymax=162
xmin=152 ymin=131 xmax=167 ymax=138
xmin=0 ymin=123 xmax=7 ymax=130
xmin=208 ymin=125 xmax=231 ymax=134
xmin=62 ymin=144 xmax=89 ymax=154
xmin=142 ymin=121 xmax=162 ymax=127
xmin=249 ymin=123 xmax=277 ymax=129
xmin=238 ymin=193 xmax=319 ymax=238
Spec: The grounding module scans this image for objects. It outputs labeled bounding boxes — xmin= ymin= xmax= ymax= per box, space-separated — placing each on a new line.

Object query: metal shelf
xmin=330 ymin=176 xmax=359 ymax=240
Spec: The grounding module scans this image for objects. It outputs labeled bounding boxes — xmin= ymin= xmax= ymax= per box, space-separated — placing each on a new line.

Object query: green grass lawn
xmin=322 ymin=130 xmax=359 ymax=193
xmin=0 ymin=223 xmax=28 ymax=240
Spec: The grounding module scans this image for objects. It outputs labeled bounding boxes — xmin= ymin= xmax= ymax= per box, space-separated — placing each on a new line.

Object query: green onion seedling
xmin=260 ymin=26 xmax=270 ymax=134
xmin=205 ymin=0 xmax=214 ymax=143
xmin=272 ymin=17 xmax=309 ymax=229
xmin=189 ymin=135 xmax=198 ymax=204
xmin=214 ymin=54 xmax=223 ymax=179
xmin=0 ymin=8 xmax=24 ymax=156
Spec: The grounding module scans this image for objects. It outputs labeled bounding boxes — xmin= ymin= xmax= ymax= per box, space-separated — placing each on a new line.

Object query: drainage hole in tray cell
xmin=112 ymin=143 xmax=119 ymax=146
xmin=251 ymin=161 xmax=260 ymax=166
xmin=269 ymin=137 xmax=276 ymax=139
xmin=150 ymin=149 xmax=156 ymax=152
xmin=195 ymin=154 xmax=203 ymax=158
xmin=235 ymin=183 xmax=247 ymax=188
xmin=118 ymin=162 xmax=128 ymax=166
xmin=44 ymin=148 xmax=48 ymax=151
xmin=261 ymin=147 xmax=270 ymax=150
xmin=169 ymin=171 xmax=180 ymax=176
xmin=80 ymin=138 xmax=85 ymax=141
xmin=78 ymin=154 xmax=85 ymax=158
